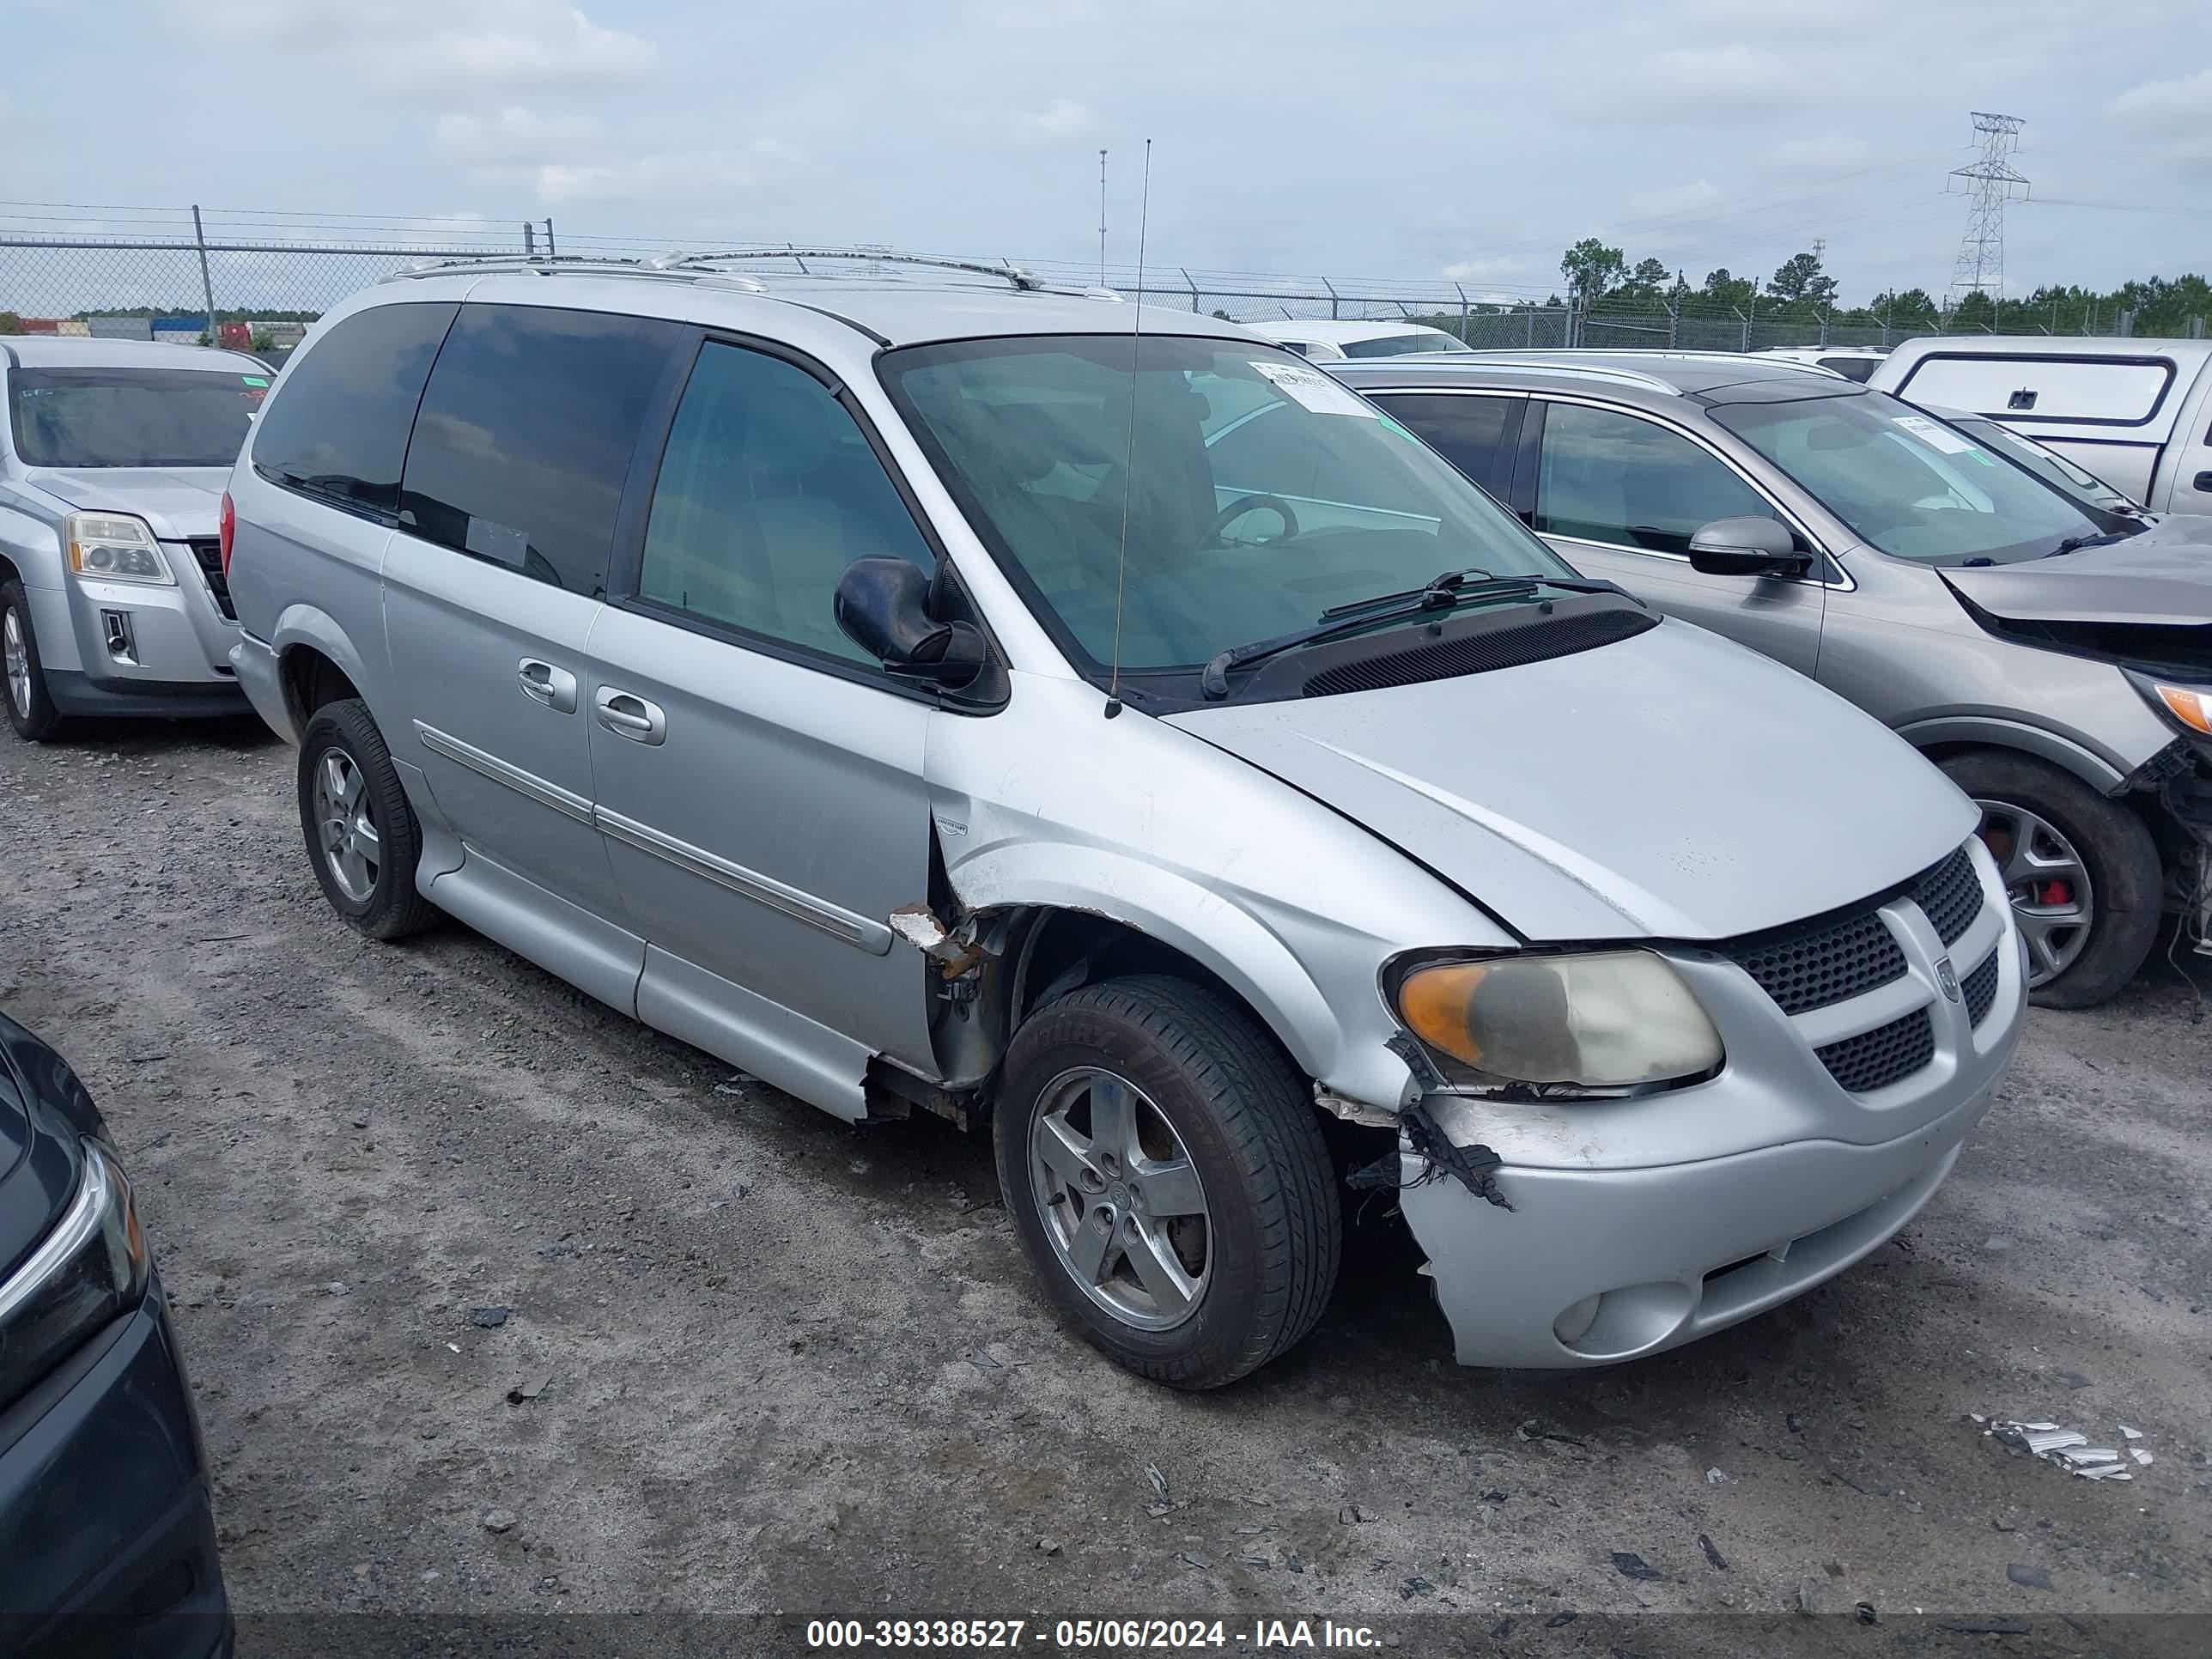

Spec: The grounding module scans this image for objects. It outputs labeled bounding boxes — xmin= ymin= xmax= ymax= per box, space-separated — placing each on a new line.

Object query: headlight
xmin=1394 ymin=951 xmax=1724 ymax=1093
xmin=64 ymin=512 xmax=174 ymax=586
xmin=2128 ymin=670 xmax=2212 ymax=738
xmin=0 ymin=1141 xmax=150 ymax=1414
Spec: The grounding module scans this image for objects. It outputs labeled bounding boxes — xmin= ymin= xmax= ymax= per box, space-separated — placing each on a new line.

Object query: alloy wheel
xmin=1028 ymin=1066 xmax=1212 ymax=1332
xmin=1976 ymin=797 xmax=2096 ymax=988
xmin=3 ymin=607 xmax=29 ymax=719
xmin=313 ymin=748 xmax=381 ymax=902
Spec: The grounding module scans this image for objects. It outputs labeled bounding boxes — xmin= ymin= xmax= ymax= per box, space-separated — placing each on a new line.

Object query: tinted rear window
xmin=252 ymin=302 xmax=457 ymax=519
xmin=398 ymin=304 xmax=683 ymax=596
xmin=1370 ymin=393 xmax=1516 ymax=494
xmin=8 ymin=367 xmax=264 ymax=468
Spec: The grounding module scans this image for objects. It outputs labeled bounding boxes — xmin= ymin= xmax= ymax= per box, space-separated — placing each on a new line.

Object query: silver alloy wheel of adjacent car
xmin=1976 ymin=797 xmax=2096 ymax=988
xmin=313 ymin=748 xmax=382 ymax=903
xmin=1028 ymin=1066 xmax=1212 ymax=1333
xmin=3 ymin=607 xmax=29 ymax=720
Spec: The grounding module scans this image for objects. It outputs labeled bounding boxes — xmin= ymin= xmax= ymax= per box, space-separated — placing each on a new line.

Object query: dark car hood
xmin=0 ymin=1012 xmax=100 ymax=1285
xmin=1941 ymin=516 xmax=2212 ymax=626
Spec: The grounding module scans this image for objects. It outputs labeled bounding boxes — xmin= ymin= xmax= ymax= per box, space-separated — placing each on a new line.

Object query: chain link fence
xmin=0 ymin=212 xmax=2183 ymax=360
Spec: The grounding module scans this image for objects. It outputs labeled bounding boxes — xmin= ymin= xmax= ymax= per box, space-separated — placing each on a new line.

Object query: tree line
xmin=1547 ymin=237 xmax=2210 ymax=335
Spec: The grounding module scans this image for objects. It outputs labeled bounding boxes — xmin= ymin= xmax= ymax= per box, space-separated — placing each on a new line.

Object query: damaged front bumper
xmin=1396 ymin=1074 xmax=2004 ymax=1369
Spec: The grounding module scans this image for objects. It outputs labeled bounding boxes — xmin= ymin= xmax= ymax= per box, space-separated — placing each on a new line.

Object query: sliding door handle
xmin=593 ymin=687 xmax=666 ymax=745
xmin=517 ymin=659 xmax=578 ymax=714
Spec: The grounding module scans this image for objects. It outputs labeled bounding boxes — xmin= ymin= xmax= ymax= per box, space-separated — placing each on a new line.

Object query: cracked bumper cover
xmin=1399 ymin=1073 xmax=2005 ymax=1369
xmin=1395 ymin=886 xmax=2028 ymax=1370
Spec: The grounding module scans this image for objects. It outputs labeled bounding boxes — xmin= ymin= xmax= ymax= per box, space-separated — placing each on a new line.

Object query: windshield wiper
xmin=1198 ymin=568 xmax=1626 ymax=700
xmin=1317 ymin=566 xmax=1631 ymax=621
xmin=2045 ymin=530 xmax=2135 ymax=558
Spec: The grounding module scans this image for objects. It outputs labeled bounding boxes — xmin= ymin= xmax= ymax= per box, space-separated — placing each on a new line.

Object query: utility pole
xmin=191 ymin=205 xmax=218 ymax=345
xmin=1948 ymin=112 xmax=2028 ymax=314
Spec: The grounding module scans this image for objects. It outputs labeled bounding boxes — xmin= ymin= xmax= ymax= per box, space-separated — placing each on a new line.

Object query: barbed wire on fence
xmin=0 ymin=204 xmax=2185 ymax=352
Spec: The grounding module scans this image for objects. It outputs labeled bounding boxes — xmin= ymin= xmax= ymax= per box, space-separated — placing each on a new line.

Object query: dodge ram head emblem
xmin=1936 ymin=957 xmax=1961 ymax=1001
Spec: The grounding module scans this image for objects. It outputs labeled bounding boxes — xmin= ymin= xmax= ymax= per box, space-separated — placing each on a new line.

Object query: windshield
xmin=880 ymin=334 xmax=1577 ymax=672
xmin=1951 ymin=416 xmax=2138 ymax=513
xmin=1341 ymin=331 xmax=1471 ymax=358
xmin=6 ymin=366 xmax=264 ymax=468
xmin=1711 ymin=390 xmax=2101 ymax=565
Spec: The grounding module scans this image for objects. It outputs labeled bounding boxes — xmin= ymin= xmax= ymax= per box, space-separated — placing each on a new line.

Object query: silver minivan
xmin=223 ymin=257 xmax=2025 ymax=1386
xmin=1336 ymin=352 xmax=2212 ymax=1007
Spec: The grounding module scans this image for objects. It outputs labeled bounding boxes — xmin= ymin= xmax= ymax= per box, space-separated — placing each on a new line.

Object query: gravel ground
xmin=2 ymin=714 xmax=2208 ymax=1656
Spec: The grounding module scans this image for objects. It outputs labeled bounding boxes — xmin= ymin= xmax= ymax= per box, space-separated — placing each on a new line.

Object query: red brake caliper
xmin=2035 ymin=880 xmax=2074 ymax=907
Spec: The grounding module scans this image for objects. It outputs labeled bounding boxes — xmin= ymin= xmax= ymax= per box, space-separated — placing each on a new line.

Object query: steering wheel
xmin=1206 ymin=493 xmax=1300 ymax=547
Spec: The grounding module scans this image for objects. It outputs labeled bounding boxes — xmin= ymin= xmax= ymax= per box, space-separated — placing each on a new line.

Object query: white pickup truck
xmin=1870 ymin=336 xmax=2212 ymax=516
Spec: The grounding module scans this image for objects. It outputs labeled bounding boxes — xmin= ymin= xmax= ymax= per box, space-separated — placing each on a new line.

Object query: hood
xmin=1940 ymin=516 xmax=2212 ymax=626
xmin=23 ymin=466 xmax=229 ymax=542
xmin=1167 ymin=617 xmax=1973 ymax=942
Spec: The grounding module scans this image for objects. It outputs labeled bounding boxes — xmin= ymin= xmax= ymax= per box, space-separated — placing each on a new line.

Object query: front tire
xmin=2 ymin=579 xmax=64 ymax=742
xmin=994 ymin=975 xmax=1340 ymax=1389
xmin=297 ymin=698 xmax=441 ymax=940
xmin=1940 ymin=750 xmax=2162 ymax=1009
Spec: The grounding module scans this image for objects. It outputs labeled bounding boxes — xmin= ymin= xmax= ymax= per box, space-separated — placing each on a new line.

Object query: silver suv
xmin=2 ymin=337 xmax=264 ymax=739
xmin=223 ymin=257 xmax=2025 ymax=1386
xmin=1336 ymin=351 xmax=2212 ymax=1007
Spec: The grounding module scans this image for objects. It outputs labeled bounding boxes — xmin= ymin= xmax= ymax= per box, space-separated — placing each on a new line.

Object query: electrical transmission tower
xmin=1948 ymin=112 xmax=2028 ymax=312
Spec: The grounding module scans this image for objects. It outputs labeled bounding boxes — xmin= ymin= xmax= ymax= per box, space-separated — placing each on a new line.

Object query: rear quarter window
xmin=250 ymin=302 xmax=458 ymax=518
xmin=397 ymin=303 xmax=685 ymax=596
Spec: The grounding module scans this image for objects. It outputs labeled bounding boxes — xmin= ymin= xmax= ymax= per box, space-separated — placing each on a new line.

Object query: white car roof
xmin=1260 ymin=319 xmax=1460 ymax=345
xmin=0 ymin=336 xmax=270 ymax=374
xmin=1886 ymin=333 xmax=2212 ymax=365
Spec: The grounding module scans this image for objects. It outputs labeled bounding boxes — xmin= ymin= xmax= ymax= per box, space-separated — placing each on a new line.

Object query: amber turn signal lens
xmin=1397 ymin=961 xmax=1489 ymax=1066
xmin=2154 ymin=683 xmax=2212 ymax=737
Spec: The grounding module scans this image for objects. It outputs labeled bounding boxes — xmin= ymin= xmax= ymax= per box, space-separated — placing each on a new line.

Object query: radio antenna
xmin=1104 ymin=137 xmax=1150 ymax=720
xmin=1098 ymin=149 xmax=1109 ymax=285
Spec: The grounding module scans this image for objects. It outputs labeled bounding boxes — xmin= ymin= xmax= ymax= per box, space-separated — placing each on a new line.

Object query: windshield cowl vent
xmin=1300 ymin=607 xmax=1656 ymax=698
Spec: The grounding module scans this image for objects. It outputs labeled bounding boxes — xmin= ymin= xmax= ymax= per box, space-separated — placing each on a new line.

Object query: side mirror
xmin=1686 ymin=517 xmax=1813 ymax=578
xmin=833 ymin=557 xmax=986 ymax=685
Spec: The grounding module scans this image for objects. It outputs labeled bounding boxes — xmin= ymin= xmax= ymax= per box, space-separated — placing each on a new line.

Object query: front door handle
xmin=517 ymin=659 xmax=578 ymax=714
xmin=2192 ymin=471 xmax=2212 ymax=494
xmin=594 ymin=687 xmax=666 ymax=745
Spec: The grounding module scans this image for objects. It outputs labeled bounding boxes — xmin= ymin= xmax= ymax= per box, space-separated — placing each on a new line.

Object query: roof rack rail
xmin=1344 ymin=354 xmax=1683 ymax=395
xmin=644 ymin=248 xmax=1050 ymax=291
xmin=378 ymin=253 xmax=771 ymax=292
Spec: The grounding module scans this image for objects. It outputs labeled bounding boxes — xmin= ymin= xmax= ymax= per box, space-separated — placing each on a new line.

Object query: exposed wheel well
xmin=1920 ymin=736 xmax=2176 ymax=860
xmin=0 ymin=552 xmax=19 ymax=586
xmin=281 ymin=647 xmax=362 ymax=730
xmin=1011 ymin=910 xmax=1252 ymax=1031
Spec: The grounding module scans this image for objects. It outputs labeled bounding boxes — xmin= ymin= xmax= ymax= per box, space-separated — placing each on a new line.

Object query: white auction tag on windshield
xmin=1251 ymin=360 xmax=1378 ymax=417
xmin=1893 ymin=414 xmax=1975 ymax=455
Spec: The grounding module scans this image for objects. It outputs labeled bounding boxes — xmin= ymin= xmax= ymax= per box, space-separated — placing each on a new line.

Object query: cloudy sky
xmin=6 ymin=0 xmax=2209 ymax=305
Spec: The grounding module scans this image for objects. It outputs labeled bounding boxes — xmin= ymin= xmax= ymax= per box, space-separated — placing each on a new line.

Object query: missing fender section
xmin=1346 ymin=1099 xmax=1514 ymax=1211
xmin=1315 ymin=1084 xmax=1398 ymax=1129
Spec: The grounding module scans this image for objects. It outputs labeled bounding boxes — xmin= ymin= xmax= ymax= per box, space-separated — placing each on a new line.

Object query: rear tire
xmin=2 ymin=580 xmax=64 ymax=743
xmin=297 ymin=698 xmax=441 ymax=940
xmin=994 ymin=975 xmax=1340 ymax=1389
xmin=1940 ymin=750 xmax=2161 ymax=1010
